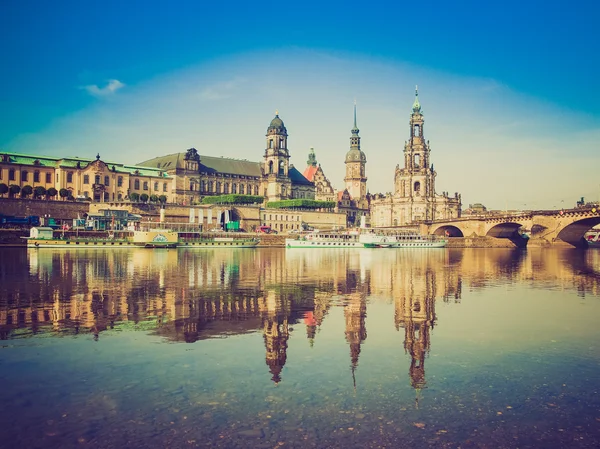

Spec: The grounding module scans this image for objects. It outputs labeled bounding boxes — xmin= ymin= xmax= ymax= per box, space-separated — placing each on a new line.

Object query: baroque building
xmin=138 ymin=113 xmax=314 ymax=205
xmin=302 ymin=147 xmax=336 ymax=202
xmin=0 ymin=152 xmax=172 ymax=202
xmin=370 ymin=89 xmax=461 ymax=227
xmin=338 ymin=104 xmax=370 ymax=227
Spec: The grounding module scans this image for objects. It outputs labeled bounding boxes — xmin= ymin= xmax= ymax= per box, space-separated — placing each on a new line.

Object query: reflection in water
xmin=1 ymin=247 xmax=600 ymax=447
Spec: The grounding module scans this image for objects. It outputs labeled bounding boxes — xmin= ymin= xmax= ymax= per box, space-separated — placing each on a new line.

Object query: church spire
xmin=412 ymin=85 xmax=421 ymax=113
xmin=351 ymin=100 xmax=359 ymax=135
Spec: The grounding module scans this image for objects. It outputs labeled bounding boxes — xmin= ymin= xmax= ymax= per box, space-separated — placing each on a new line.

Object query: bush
xmin=202 ymin=194 xmax=264 ymax=205
xmin=158 ymin=195 xmax=167 ymax=204
xmin=21 ymin=185 xmax=33 ymax=198
xmin=59 ymin=188 xmax=69 ymax=200
xmin=0 ymin=183 xmax=8 ymax=197
xmin=47 ymin=187 xmax=58 ymax=199
xmin=149 ymin=194 xmax=159 ymax=203
xmin=34 ymin=186 xmax=46 ymax=198
xmin=129 ymin=192 xmax=140 ymax=202
xmin=9 ymin=184 xmax=20 ymax=197
xmin=266 ymin=199 xmax=336 ymax=210
xmin=140 ymin=193 xmax=149 ymax=202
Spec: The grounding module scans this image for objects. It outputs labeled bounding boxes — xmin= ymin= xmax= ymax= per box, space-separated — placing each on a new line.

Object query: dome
xmin=267 ymin=114 xmax=287 ymax=134
xmin=345 ymin=148 xmax=366 ymax=163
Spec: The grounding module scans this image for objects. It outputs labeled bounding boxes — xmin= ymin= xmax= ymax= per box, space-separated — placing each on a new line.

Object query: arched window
xmin=143 ymin=182 xmax=148 ymax=191
xmin=216 ymin=182 xmax=221 ymax=193
xmin=232 ymin=183 xmax=237 ymax=194
xmin=239 ymin=184 xmax=244 ymax=194
xmin=279 ymin=161 xmax=285 ymax=175
xmin=224 ymin=183 xmax=229 ymax=194
xmin=209 ymin=181 xmax=214 ymax=192
xmin=414 ymin=124 xmax=420 ymax=137
xmin=269 ymin=161 xmax=274 ymax=174
xmin=414 ymin=154 xmax=420 ymax=168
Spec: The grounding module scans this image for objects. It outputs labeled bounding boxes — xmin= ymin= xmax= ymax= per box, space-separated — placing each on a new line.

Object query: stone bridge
xmin=421 ymin=207 xmax=600 ymax=248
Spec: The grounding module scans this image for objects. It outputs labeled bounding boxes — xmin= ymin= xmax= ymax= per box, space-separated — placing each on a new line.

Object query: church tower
xmin=394 ymin=87 xmax=437 ymax=221
xmin=344 ymin=103 xmax=367 ymax=201
xmin=263 ymin=112 xmax=292 ymax=201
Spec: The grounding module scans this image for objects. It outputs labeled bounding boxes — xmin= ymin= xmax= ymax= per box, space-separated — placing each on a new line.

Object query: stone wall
xmin=0 ymin=198 xmax=89 ymax=221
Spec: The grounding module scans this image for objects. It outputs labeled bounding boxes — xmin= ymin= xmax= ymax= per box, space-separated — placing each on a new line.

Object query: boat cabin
xmin=29 ymin=227 xmax=54 ymax=240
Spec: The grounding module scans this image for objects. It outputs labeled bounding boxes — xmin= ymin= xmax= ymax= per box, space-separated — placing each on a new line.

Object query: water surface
xmin=1 ymin=247 xmax=600 ymax=448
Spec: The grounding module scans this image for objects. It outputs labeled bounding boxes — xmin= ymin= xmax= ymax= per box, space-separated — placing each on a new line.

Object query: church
xmin=370 ymin=89 xmax=461 ymax=227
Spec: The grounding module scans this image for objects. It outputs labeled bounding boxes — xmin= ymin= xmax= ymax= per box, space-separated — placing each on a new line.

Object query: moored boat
xmin=285 ymin=232 xmax=364 ymax=248
xmin=26 ymin=227 xmax=178 ymax=248
xmin=359 ymin=232 xmax=447 ymax=248
xmin=178 ymin=232 xmax=259 ymax=248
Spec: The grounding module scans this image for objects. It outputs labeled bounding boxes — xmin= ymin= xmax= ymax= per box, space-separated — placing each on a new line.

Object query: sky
xmin=1 ymin=0 xmax=599 ymax=210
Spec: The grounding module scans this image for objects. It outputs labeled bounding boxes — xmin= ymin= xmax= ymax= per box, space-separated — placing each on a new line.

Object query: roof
xmin=138 ymin=152 xmax=262 ymax=178
xmin=302 ymin=165 xmax=318 ymax=182
xmin=289 ymin=166 xmax=312 ymax=186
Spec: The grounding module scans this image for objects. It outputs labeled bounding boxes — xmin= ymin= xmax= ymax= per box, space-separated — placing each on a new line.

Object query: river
xmin=1 ymin=247 xmax=599 ymax=448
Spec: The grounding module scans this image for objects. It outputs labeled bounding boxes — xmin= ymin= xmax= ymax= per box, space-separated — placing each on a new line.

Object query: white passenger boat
xmin=285 ymin=232 xmax=364 ymax=248
xmin=26 ymin=227 xmax=179 ymax=248
xmin=359 ymin=232 xmax=447 ymax=248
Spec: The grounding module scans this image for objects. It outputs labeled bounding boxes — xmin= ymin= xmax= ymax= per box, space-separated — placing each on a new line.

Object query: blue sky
xmin=1 ymin=0 xmax=599 ymax=209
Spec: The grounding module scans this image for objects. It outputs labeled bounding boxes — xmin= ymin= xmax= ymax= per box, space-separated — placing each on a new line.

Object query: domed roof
xmin=267 ymin=112 xmax=287 ymax=134
xmin=345 ymin=148 xmax=366 ymax=163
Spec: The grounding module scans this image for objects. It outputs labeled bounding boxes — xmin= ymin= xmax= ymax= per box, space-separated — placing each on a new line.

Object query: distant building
xmin=370 ymin=88 xmax=461 ymax=227
xmin=302 ymin=147 xmax=336 ymax=202
xmin=0 ymin=152 xmax=171 ymax=203
xmin=138 ymin=113 xmax=314 ymax=205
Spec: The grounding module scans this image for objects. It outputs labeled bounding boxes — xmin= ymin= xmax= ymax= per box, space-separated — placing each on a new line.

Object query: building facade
xmin=138 ymin=113 xmax=315 ymax=206
xmin=0 ymin=152 xmax=172 ymax=203
xmin=302 ymin=147 xmax=336 ymax=202
xmin=370 ymin=89 xmax=461 ymax=227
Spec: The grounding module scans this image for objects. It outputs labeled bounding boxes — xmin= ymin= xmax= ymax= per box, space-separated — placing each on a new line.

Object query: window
xmin=254 ymin=186 xmax=259 ymax=196
xmin=279 ymin=161 xmax=285 ymax=176
xmin=269 ymin=140 xmax=273 ymax=149
xmin=104 ymin=176 xmax=110 ymax=186
xmin=279 ymin=139 xmax=284 ymax=148
xmin=247 ymin=184 xmax=252 ymax=195
xmin=224 ymin=183 xmax=229 ymax=194
xmin=45 ymin=173 xmax=51 ymax=183
xmin=83 ymin=175 xmax=89 ymax=184
xmin=67 ymin=172 xmax=73 ymax=183
xmin=21 ymin=170 xmax=28 ymax=182
xmin=95 ymin=175 xmax=101 ymax=184
xmin=33 ymin=171 xmax=40 ymax=183
xmin=216 ymin=182 xmax=221 ymax=193
xmin=414 ymin=181 xmax=421 ymax=196
xmin=117 ymin=176 xmax=123 ymax=187
xmin=209 ymin=181 xmax=214 ymax=192
xmin=269 ymin=161 xmax=274 ymax=174
xmin=154 ymin=182 xmax=158 ymax=191
xmin=232 ymin=183 xmax=237 ymax=194
xmin=143 ymin=181 xmax=148 ymax=191
xmin=239 ymin=184 xmax=244 ymax=194
xmin=134 ymin=179 xmax=140 ymax=190
xmin=201 ymin=180 xmax=207 ymax=192
xmin=163 ymin=183 xmax=167 ymax=192
xmin=414 ymin=124 xmax=420 ymax=137
xmin=414 ymin=154 xmax=420 ymax=168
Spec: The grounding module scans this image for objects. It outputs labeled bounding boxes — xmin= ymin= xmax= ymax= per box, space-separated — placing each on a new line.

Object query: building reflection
xmin=2 ymin=246 xmax=600 ymax=387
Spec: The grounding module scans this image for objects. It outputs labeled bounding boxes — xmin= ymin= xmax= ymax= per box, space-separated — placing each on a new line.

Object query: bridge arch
xmin=431 ymin=225 xmax=464 ymax=237
xmin=556 ymin=217 xmax=600 ymax=247
xmin=485 ymin=222 xmax=524 ymax=239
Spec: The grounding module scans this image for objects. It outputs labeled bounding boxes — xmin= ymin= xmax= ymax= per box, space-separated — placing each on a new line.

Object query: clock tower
xmin=344 ymin=103 xmax=367 ymax=201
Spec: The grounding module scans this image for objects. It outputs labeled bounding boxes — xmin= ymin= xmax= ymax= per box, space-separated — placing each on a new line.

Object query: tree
xmin=149 ymin=194 xmax=159 ymax=203
xmin=34 ymin=186 xmax=46 ymax=199
xmin=140 ymin=193 xmax=149 ymax=203
xmin=21 ymin=185 xmax=33 ymax=198
xmin=9 ymin=184 xmax=20 ymax=197
xmin=47 ymin=187 xmax=58 ymax=199
xmin=158 ymin=195 xmax=168 ymax=204
xmin=59 ymin=188 xmax=69 ymax=201
xmin=129 ymin=192 xmax=140 ymax=202
xmin=0 ymin=183 xmax=8 ymax=197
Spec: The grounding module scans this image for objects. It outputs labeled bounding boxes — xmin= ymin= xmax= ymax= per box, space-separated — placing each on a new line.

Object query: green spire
xmin=412 ymin=85 xmax=421 ymax=113
xmin=307 ymin=147 xmax=317 ymax=167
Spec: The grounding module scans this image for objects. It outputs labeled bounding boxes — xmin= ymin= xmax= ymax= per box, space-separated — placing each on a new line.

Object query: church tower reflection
xmin=394 ymin=269 xmax=436 ymax=403
xmin=344 ymin=291 xmax=367 ymax=387
xmin=260 ymin=291 xmax=291 ymax=384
